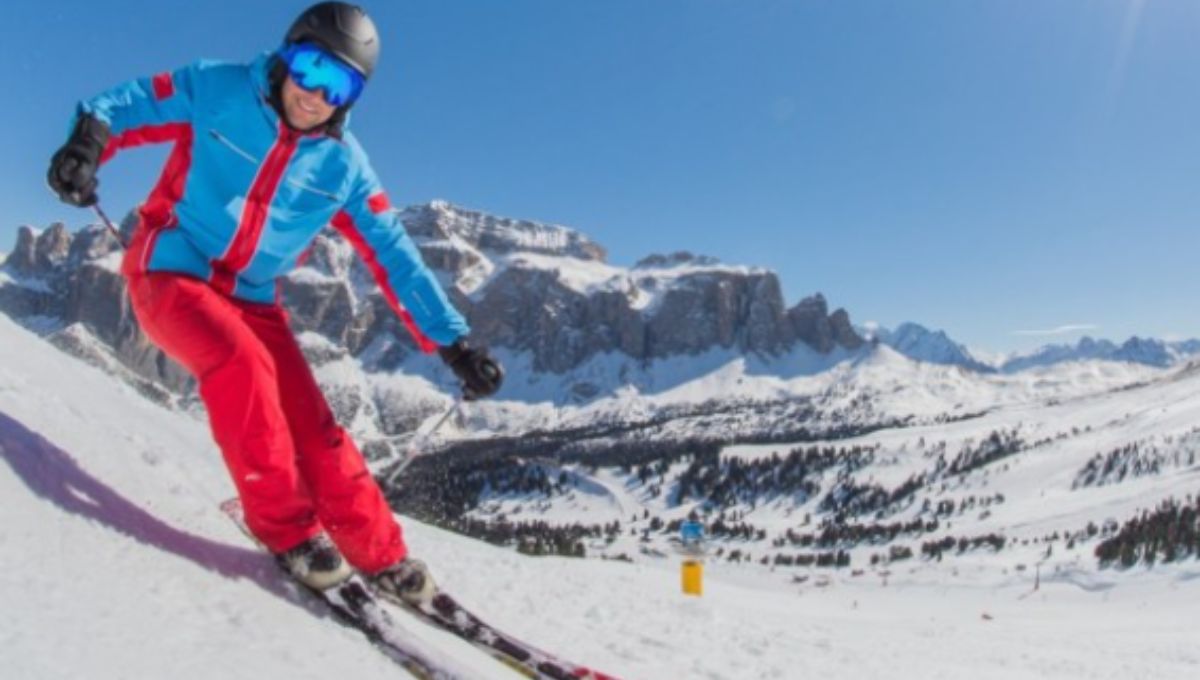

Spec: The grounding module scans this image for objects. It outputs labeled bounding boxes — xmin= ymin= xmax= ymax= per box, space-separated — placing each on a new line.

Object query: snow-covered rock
xmin=871 ymin=321 xmax=994 ymax=372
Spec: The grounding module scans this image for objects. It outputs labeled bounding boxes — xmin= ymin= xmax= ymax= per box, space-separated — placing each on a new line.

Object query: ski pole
xmin=386 ymin=397 xmax=463 ymax=484
xmin=91 ymin=203 xmax=128 ymax=249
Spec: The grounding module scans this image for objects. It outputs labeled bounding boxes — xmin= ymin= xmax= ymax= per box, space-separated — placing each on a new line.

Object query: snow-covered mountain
xmin=868 ymin=322 xmax=995 ymax=373
xmin=0 ymin=204 xmax=865 ymax=397
xmin=870 ymin=322 xmax=1200 ymax=374
xmin=1001 ymin=336 xmax=1200 ymax=372
xmin=4 ymin=294 xmax=1199 ymax=679
xmin=4 ymin=205 xmax=1194 ymax=470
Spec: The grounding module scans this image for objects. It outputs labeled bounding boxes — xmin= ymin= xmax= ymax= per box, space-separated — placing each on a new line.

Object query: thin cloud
xmin=1107 ymin=0 xmax=1148 ymax=102
xmin=1011 ymin=324 xmax=1100 ymax=337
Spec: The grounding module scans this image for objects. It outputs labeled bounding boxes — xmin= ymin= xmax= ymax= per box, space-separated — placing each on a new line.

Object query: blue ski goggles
xmin=279 ymin=43 xmax=365 ymax=107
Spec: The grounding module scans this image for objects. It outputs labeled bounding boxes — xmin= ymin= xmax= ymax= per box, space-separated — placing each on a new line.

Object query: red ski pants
xmin=125 ymin=271 xmax=406 ymax=573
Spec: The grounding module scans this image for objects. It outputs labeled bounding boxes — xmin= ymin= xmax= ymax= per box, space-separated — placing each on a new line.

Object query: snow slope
xmin=2 ymin=313 xmax=1199 ymax=679
xmin=0 ymin=313 xmax=520 ymax=679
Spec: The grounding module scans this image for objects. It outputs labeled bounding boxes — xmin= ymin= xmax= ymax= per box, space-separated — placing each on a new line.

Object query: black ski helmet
xmin=285 ymin=2 xmax=380 ymax=79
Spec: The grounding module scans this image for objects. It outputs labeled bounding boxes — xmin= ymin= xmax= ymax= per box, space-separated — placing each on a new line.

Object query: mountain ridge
xmin=0 ymin=203 xmax=1185 ymax=456
xmin=868 ymin=321 xmax=1200 ymax=373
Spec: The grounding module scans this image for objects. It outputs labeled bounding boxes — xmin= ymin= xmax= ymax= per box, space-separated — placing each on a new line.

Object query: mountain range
xmin=866 ymin=321 xmax=1200 ymax=373
xmin=0 ymin=201 xmax=864 ymax=391
xmin=1 ymin=201 xmax=1195 ymax=457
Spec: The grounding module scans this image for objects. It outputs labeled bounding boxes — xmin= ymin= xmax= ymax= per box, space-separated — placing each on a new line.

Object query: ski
xmin=220 ymin=497 xmax=619 ymax=680
xmin=218 ymin=498 xmax=485 ymax=680
xmin=376 ymin=588 xmax=621 ymax=680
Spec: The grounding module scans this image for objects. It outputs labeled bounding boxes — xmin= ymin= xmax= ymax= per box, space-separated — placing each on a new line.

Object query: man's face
xmin=281 ymin=75 xmax=337 ymax=131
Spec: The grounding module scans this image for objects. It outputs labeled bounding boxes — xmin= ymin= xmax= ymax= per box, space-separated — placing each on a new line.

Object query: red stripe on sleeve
xmin=367 ymin=192 xmax=391 ymax=215
xmin=116 ymin=124 xmax=194 ymax=276
xmin=331 ymin=210 xmax=439 ymax=354
xmin=152 ymin=72 xmax=175 ymax=100
xmin=100 ymin=121 xmax=190 ymax=164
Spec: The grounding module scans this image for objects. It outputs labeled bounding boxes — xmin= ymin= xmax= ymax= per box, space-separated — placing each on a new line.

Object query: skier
xmin=44 ymin=2 xmax=503 ymax=603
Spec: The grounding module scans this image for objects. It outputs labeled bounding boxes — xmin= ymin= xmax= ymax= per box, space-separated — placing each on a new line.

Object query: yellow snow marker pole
xmin=681 ymin=558 xmax=703 ymax=596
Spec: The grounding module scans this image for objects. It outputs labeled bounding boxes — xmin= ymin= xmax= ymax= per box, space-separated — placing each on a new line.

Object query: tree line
xmin=1095 ymin=495 xmax=1200 ymax=568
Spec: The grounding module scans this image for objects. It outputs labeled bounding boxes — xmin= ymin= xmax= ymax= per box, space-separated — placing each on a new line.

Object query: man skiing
xmin=45 ymin=2 xmax=502 ymax=603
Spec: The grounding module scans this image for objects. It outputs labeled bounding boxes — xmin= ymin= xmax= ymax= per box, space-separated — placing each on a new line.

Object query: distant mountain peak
xmin=866 ymin=322 xmax=1200 ymax=374
xmin=870 ymin=322 xmax=994 ymax=373
xmin=400 ymin=200 xmax=607 ymax=262
xmin=1002 ymin=335 xmax=1198 ymax=372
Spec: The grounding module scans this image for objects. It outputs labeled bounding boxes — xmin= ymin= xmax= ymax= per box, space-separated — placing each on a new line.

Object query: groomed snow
xmin=2 ymin=313 xmax=1199 ymax=679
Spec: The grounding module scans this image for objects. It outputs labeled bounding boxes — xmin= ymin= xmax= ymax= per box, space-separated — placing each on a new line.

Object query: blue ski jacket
xmin=73 ymin=51 xmax=468 ymax=352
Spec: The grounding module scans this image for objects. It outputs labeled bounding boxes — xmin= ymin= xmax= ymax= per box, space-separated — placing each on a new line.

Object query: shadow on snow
xmin=0 ymin=409 xmax=328 ymax=617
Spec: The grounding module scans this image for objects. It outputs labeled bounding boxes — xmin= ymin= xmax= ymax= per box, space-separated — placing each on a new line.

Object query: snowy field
xmin=2 ymin=312 xmax=1199 ymax=679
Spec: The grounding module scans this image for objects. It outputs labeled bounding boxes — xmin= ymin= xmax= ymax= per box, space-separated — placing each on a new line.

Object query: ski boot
xmin=275 ymin=533 xmax=353 ymax=591
xmin=372 ymin=557 xmax=437 ymax=606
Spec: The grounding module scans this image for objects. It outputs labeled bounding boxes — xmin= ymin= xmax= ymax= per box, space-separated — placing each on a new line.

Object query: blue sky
xmin=3 ymin=1 xmax=1198 ymax=353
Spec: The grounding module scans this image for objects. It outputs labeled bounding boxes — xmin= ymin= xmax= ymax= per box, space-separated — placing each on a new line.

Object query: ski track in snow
xmin=2 ymin=312 xmax=1200 ymax=679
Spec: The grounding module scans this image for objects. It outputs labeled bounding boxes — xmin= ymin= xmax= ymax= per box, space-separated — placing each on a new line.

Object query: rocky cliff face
xmin=0 ymin=222 xmax=191 ymax=396
xmin=0 ymin=201 xmax=866 ymax=406
xmin=788 ymin=293 xmax=864 ymax=354
xmin=463 ymin=258 xmax=837 ymax=372
xmin=277 ymin=201 xmax=865 ymax=374
xmin=401 ymin=200 xmax=607 ymax=262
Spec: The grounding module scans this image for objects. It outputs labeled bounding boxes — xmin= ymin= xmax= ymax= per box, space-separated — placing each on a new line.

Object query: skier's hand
xmin=47 ymin=114 xmax=110 ymax=207
xmin=439 ymin=338 xmax=503 ymax=400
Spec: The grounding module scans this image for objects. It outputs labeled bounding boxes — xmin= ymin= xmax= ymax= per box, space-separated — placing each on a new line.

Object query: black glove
xmin=439 ymin=338 xmax=503 ymax=400
xmin=47 ymin=113 xmax=110 ymax=207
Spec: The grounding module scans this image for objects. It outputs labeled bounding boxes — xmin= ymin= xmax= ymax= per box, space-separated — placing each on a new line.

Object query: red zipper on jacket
xmin=210 ymin=121 xmax=300 ymax=296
